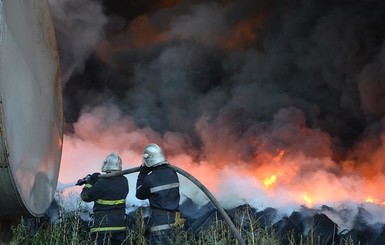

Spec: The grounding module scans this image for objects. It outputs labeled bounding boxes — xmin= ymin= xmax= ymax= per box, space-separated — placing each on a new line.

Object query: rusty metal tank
xmin=0 ymin=0 xmax=63 ymax=219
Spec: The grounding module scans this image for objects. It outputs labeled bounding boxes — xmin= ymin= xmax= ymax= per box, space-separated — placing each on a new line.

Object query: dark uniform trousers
xmin=91 ymin=209 xmax=127 ymax=245
xmin=150 ymin=209 xmax=178 ymax=245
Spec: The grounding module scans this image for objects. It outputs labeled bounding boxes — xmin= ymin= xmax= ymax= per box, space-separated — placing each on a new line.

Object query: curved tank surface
xmin=0 ymin=0 xmax=62 ymax=219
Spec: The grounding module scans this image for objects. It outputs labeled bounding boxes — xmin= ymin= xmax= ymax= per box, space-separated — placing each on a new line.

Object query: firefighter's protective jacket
xmin=135 ymin=164 xmax=180 ymax=211
xmin=81 ymin=175 xmax=128 ymax=233
xmin=136 ymin=165 xmax=183 ymax=245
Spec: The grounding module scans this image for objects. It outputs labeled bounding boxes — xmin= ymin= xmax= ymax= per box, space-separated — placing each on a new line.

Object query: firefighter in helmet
xmin=78 ymin=153 xmax=128 ymax=245
xmin=136 ymin=143 xmax=182 ymax=245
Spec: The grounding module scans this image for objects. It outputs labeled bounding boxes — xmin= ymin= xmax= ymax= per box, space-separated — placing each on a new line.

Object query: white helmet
xmin=102 ymin=153 xmax=122 ymax=172
xmin=143 ymin=143 xmax=167 ymax=167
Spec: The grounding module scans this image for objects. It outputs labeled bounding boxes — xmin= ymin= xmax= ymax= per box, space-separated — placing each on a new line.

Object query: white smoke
xmin=48 ymin=0 xmax=107 ymax=84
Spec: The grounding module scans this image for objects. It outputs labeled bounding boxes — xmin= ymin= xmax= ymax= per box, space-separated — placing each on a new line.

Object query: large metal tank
xmin=0 ymin=0 xmax=62 ymax=219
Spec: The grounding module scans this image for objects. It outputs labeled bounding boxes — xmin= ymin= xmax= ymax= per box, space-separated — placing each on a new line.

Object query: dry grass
xmin=7 ymin=203 xmax=358 ymax=245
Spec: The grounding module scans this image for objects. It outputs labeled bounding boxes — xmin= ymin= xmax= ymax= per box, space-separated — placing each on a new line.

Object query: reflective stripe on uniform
xmin=90 ymin=226 xmax=126 ymax=233
xmin=150 ymin=182 xmax=179 ymax=193
xmin=84 ymin=184 xmax=92 ymax=188
xmin=150 ymin=224 xmax=172 ymax=233
xmin=95 ymin=199 xmax=125 ymax=205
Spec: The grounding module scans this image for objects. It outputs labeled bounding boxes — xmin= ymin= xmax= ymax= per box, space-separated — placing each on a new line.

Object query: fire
xmin=273 ymin=150 xmax=285 ymax=162
xmin=366 ymin=196 xmax=377 ymax=203
xmin=303 ymin=192 xmax=313 ymax=207
xmin=263 ymin=174 xmax=277 ymax=189
xmin=365 ymin=196 xmax=385 ymax=205
xmin=256 ymin=150 xmax=286 ymax=190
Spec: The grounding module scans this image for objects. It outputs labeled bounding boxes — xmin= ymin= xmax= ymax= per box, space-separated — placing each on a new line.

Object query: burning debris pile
xmin=47 ymin=0 xmax=385 ymax=243
xmin=43 ymin=196 xmax=385 ymax=245
xmin=180 ymin=202 xmax=385 ymax=245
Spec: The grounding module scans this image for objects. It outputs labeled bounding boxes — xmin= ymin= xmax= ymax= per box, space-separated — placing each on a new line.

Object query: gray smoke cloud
xmin=55 ymin=0 xmax=385 ymax=170
xmin=49 ymin=0 xmax=107 ymax=84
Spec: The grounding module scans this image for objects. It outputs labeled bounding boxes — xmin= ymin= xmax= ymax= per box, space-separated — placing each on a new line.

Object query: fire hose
xmin=99 ymin=165 xmax=247 ymax=245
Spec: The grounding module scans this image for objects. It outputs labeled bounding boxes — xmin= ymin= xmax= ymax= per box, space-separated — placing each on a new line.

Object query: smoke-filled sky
xmin=49 ymin=0 xmax=385 ymax=225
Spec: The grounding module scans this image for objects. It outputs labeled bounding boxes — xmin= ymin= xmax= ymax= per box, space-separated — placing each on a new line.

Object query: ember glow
xmin=51 ymin=0 xmax=385 ymax=226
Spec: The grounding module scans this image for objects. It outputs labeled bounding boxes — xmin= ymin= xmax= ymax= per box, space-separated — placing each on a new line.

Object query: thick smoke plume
xmin=49 ymin=0 xmax=107 ymax=84
xmin=51 ymin=0 xmax=385 ymax=231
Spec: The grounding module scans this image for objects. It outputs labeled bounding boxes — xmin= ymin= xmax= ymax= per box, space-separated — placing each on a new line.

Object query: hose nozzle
xmin=76 ymin=175 xmax=91 ymax=186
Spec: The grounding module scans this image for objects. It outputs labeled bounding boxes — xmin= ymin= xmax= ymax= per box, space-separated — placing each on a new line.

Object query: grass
xmin=4 ymin=202 xmax=359 ymax=245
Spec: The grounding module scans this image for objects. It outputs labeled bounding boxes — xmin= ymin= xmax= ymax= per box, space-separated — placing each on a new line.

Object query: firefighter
xmin=136 ymin=143 xmax=182 ymax=245
xmin=78 ymin=153 xmax=129 ymax=245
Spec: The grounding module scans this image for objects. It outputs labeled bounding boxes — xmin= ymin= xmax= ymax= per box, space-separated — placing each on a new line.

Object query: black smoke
xmin=52 ymin=0 xmax=385 ymax=163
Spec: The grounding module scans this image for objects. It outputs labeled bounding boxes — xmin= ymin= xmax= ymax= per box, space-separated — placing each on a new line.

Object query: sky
xmin=48 ymin=0 xmax=385 ymax=228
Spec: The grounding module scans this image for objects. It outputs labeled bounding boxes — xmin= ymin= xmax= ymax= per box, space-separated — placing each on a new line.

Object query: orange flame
xmin=263 ymin=174 xmax=277 ymax=189
xmin=365 ymin=196 xmax=385 ymax=205
xmin=303 ymin=192 xmax=313 ymax=207
xmin=366 ymin=196 xmax=376 ymax=203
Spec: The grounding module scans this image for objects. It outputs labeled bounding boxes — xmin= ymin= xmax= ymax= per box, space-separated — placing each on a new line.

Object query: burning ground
xmin=49 ymin=0 xmax=385 ymax=242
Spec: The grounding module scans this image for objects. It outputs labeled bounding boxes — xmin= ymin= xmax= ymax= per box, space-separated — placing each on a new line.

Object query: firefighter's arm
xmin=136 ymin=167 xmax=151 ymax=200
xmin=80 ymin=174 xmax=101 ymax=202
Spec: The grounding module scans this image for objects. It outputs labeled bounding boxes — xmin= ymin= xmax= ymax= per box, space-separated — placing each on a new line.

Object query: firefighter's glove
xmin=87 ymin=172 xmax=100 ymax=185
xmin=76 ymin=174 xmax=92 ymax=186
xmin=76 ymin=178 xmax=86 ymax=186
xmin=139 ymin=165 xmax=151 ymax=175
